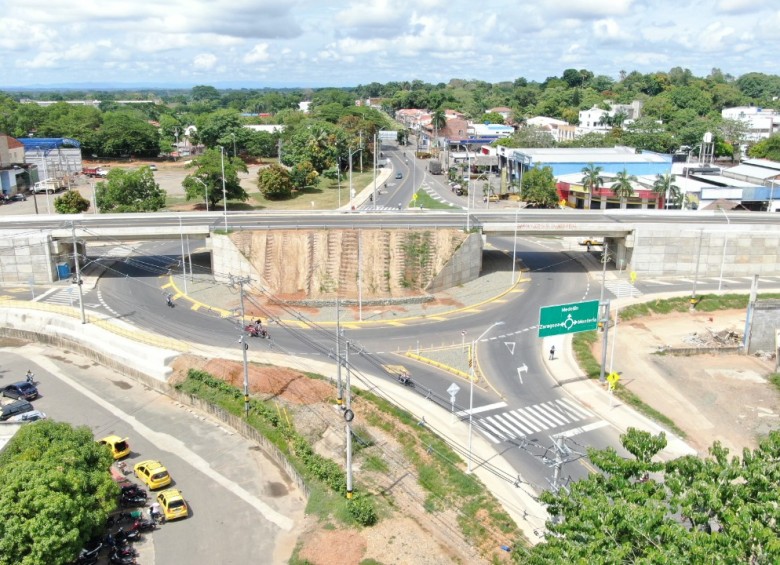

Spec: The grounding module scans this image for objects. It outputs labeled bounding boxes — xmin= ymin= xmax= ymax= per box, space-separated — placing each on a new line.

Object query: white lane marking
xmin=554 ymin=420 xmax=609 ymax=438
xmin=557 ymin=398 xmax=593 ymax=420
xmin=456 ymin=401 xmax=507 ymax=418
xmin=501 ymin=411 xmax=536 ymax=435
xmin=33 ymin=354 xmax=294 ymax=531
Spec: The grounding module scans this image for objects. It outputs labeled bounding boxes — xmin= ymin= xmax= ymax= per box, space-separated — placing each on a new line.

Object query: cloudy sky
xmin=2 ymin=0 xmax=779 ymax=89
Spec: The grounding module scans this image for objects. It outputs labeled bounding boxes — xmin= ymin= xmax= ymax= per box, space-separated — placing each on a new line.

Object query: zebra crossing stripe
xmin=476 ymin=425 xmax=502 ymax=444
xmin=557 ymin=398 xmax=593 ymax=420
xmin=537 ymin=402 xmax=572 ymax=426
xmin=485 ymin=416 xmax=517 ymax=440
xmin=524 ymin=404 xmax=563 ymax=427
xmin=513 ymin=407 xmax=548 ymax=431
xmin=502 ymin=411 xmax=536 ymax=435
xmin=480 ymin=418 xmax=509 ymax=441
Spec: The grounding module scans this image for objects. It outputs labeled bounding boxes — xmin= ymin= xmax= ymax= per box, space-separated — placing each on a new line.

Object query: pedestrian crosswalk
xmin=35 ymin=287 xmax=93 ymax=307
xmin=474 ymin=398 xmax=600 ymax=444
xmin=603 ymin=280 xmax=642 ymax=298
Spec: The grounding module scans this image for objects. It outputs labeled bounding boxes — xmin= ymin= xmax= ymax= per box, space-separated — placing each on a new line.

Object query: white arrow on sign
xmin=504 ymin=341 xmax=516 ymax=355
xmin=517 ymin=364 xmax=528 ymax=384
xmin=446 ymin=383 xmax=460 ymax=397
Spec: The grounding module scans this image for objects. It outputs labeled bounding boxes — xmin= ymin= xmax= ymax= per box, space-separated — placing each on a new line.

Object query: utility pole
xmin=598 ymin=242 xmax=610 ymax=383
xmin=220 ymin=146 xmax=228 ymax=232
xmin=178 ymin=216 xmax=188 ymax=295
xmin=336 ymin=298 xmax=344 ymax=408
xmin=344 ymin=340 xmax=354 ymax=499
xmin=372 ymin=133 xmax=378 ymax=208
xmin=232 ymin=275 xmax=252 ymax=417
xmin=70 ymin=222 xmax=86 ymax=324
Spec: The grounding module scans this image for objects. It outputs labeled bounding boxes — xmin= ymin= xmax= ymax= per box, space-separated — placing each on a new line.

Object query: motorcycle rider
xmin=26 ymin=370 xmax=34 ymax=384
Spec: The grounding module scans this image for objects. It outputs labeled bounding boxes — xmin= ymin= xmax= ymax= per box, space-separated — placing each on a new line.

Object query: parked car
xmin=134 ymin=460 xmax=172 ymax=490
xmin=7 ymin=410 xmax=46 ymax=423
xmin=2 ymin=381 xmax=39 ymax=401
xmin=0 ymin=399 xmax=34 ymax=421
xmin=156 ymin=488 xmax=189 ymax=521
xmin=99 ymin=435 xmax=131 ymax=459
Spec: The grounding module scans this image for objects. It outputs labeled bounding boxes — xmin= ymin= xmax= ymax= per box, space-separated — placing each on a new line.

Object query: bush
xmin=347 ymin=493 xmax=378 ymax=526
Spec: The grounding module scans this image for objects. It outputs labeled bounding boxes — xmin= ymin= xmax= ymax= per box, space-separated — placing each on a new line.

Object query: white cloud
xmin=243 ymin=43 xmax=271 ymax=64
xmin=547 ymin=0 xmax=634 ymax=18
xmin=717 ymin=0 xmax=768 ymax=14
xmin=592 ymin=18 xmax=628 ymax=40
xmin=193 ymin=53 xmax=218 ymax=70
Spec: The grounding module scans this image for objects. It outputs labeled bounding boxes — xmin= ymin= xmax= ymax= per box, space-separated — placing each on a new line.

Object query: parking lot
xmin=0 ymin=341 xmax=305 ymax=564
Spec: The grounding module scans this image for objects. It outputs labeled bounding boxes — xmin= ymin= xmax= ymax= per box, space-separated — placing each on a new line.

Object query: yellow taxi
xmin=99 ymin=435 xmax=131 ymax=460
xmin=156 ymin=488 xmax=189 ymax=521
xmin=133 ymin=460 xmax=172 ymax=490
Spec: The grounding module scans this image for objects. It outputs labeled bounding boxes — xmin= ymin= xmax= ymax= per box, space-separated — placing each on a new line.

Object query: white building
xmin=244 ymin=125 xmax=284 ymax=134
xmin=526 ymin=116 xmax=577 ymax=142
xmin=721 ymin=106 xmax=780 ymax=142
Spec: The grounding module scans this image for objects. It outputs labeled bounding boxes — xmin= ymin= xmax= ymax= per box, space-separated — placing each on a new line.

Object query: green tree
xmin=748 ymin=133 xmax=780 ymax=161
xmin=97 ymin=112 xmax=160 ymax=158
xmin=497 ymin=126 xmax=555 ymax=148
xmin=95 ymin=167 xmax=167 ymax=212
xmin=481 ymin=111 xmax=505 ymax=124
xmin=652 ymin=173 xmax=681 ymax=209
xmin=527 ymin=429 xmax=780 ymax=563
xmin=183 ymin=148 xmax=248 ymax=208
xmin=257 ymin=163 xmax=293 ymax=200
xmin=281 ymin=121 xmax=346 ymax=173
xmin=611 ymin=169 xmax=637 ymax=205
xmin=520 ymin=166 xmax=558 ymax=207
xmin=431 ymin=109 xmax=447 ymax=151
xmin=581 ymin=163 xmax=604 ymax=194
xmin=0 ymin=421 xmax=118 ymax=565
xmin=194 ymin=109 xmax=243 ymax=148
xmin=54 ymin=190 xmax=90 ymax=214
xmin=289 ymin=160 xmax=318 ymax=190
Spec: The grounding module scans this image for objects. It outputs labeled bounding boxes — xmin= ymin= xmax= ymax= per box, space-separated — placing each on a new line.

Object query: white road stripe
xmin=501 ymin=411 xmax=536 ymax=435
xmin=538 ymin=402 xmax=572 ymax=426
xmin=527 ymin=404 xmax=567 ymax=427
xmin=554 ymin=420 xmax=609 ymax=438
xmin=475 ymin=425 xmax=501 ymax=444
xmin=485 ymin=416 xmax=519 ymax=439
xmin=513 ymin=407 xmax=548 ymax=431
xmin=456 ymin=401 xmax=507 ymax=417
xmin=479 ymin=420 xmax=509 ymax=442
xmin=557 ymin=398 xmax=593 ymax=420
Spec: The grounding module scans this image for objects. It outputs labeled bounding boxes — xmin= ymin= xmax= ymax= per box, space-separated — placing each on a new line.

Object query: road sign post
xmin=538 ymin=300 xmax=600 ymax=337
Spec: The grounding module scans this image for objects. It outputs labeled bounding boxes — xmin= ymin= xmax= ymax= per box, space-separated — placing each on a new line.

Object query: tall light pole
xmin=231 ymin=133 xmax=237 ymax=158
xmin=347 ymin=146 xmax=362 ymax=209
xmin=467 ymin=321 xmax=504 ymax=473
xmin=465 ymin=145 xmax=471 ymax=231
xmin=192 ymin=177 xmax=209 ymax=211
xmin=511 ymin=203 xmax=520 ymax=283
xmin=718 ymin=207 xmax=730 ymax=291
xmin=220 ymin=146 xmax=228 ymax=232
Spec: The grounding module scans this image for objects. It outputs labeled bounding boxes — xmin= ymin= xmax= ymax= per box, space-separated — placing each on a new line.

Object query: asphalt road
xmin=0 ymin=345 xmax=304 ymax=564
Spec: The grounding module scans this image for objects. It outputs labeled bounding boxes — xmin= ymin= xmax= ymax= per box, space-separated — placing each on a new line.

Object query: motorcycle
xmin=120 ymin=485 xmax=146 ymax=498
xmin=244 ymin=324 xmax=270 ymax=339
xmin=396 ymin=373 xmax=414 ymax=387
xmin=76 ymin=541 xmax=102 ymax=565
xmin=119 ymin=494 xmax=147 ymax=508
xmin=108 ymin=549 xmax=137 ymax=565
xmin=112 ymin=528 xmax=141 ymax=544
xmin=106 ymin=510 xmax=141 ymax=527
xmin=129 ymin=518 xmax=157 ymax=533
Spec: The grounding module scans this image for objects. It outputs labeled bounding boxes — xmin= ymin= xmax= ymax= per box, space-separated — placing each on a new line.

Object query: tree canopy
xmin=520 ymin=166 xmax=558 ymax=207
xmin=525 ymin=428 xmax=780 ymax=564
xmin=0 ymin=421 xmax=118 ymax=565
xmin=95 ymin=167 xmax=166 ymax=212
xmin=54 ymin=190 xmax=90 ymax=214
xmin=183 ymin=148 xmax=249 ymax=208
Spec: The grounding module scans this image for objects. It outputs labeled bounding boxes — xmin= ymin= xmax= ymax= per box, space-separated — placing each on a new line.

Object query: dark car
xmin=3 ymin=381 xmax=39 ymax=401
xmin=0 ymin=399 xmax=34 ymax=421
xmin=395 ymin=172 xmax=403 ymax=179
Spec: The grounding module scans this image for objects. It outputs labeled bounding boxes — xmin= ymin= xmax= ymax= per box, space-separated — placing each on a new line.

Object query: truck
xmin=428 ymin=160 xmax=442 ymax=175
xmin=82 ymin=167 xmax=109 ymax=178
xmin=32 ymin=178 xmax=66 ymax=194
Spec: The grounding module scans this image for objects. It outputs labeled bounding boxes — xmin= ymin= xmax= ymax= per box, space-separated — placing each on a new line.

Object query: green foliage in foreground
xmin=0 ymin=421 xmax=118 ymax=565
xmin=176 ymin=369 xmax=377 ymax=526
xmin=526 ymin=428 xmax=780 ymax=563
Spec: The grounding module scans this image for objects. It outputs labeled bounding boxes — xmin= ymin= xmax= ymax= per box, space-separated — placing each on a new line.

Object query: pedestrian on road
xmin=549 ymin=345 xmax=556 ymax=360
xmin=166 ymin=293 xmax=174 ymax=308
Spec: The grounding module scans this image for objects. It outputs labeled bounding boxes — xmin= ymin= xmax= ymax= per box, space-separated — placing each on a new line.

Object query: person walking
xmin=549 ymin=345 xmax=556 ymax=360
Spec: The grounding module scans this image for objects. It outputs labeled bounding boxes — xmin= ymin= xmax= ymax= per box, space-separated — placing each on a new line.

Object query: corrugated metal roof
xmin=723 ymin=164 xmax=780 ymax=180
xmin=741 ymin=158 xmax=780 ymax=171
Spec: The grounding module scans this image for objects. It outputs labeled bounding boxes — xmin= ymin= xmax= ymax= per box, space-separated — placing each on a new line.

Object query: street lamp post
xmin=231 ymin=133 xmax=237 ymax=158
xmin=192 ymin=177 xmax=209 ymax=211
xmin=511 ymin=203 xmax=519 ymax=283
xmin=467 ymin=321 xmax=504 ymax=473
xmin=718 ymin=207 xmax=730 ymax=291
xmin=220 ymin=146 xmax=228 ymax=232
xmin=347 ymin=146 xmax=362 ymax=209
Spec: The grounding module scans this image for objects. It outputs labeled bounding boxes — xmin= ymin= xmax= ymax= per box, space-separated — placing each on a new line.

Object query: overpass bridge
xmin=1 ymin=209 xmax=778 ymax=285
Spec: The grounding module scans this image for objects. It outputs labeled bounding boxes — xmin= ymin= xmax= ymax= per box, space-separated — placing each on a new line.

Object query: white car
xmin=7 ymin=410 xmax=47 ymax=423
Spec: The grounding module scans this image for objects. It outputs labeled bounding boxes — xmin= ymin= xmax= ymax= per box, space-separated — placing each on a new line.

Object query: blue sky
xmin=2 ymin=0 xmax=779 ymax=88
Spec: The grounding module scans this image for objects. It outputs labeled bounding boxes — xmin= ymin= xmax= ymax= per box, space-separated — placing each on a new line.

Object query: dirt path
xmin=595 ymin=309 xmax=780 ymax=454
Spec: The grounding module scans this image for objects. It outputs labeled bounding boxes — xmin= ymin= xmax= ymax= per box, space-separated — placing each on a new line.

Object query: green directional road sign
xmin=538 ymin=299 xmax=600 ymax=337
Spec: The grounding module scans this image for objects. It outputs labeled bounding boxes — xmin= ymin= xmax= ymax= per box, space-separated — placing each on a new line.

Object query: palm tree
xmin=611 ymin=169 xmax=637 ymax=208
xmin=431 ymin=109 xmax=446 ymax=154
xmin=581 ymin=163 xmax=604 ymax=209
xmin=652 ymin=173 xmax=680 ymax=209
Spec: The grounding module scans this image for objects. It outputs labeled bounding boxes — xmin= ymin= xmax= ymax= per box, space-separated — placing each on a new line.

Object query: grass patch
xmin=572 ymin=331 xmax=601 ymax=379
xmin=769 ymin=373 xmax=780 ymax=393
xmin=363 ymin=454 xmax=389 ymax=473
xmin=249 ymin=170 xmax=376 ymax=210
xmin=410 ymin=190 xmax=458 ymax=210
xmin=620 ymin=293 xmax=780 ymax=321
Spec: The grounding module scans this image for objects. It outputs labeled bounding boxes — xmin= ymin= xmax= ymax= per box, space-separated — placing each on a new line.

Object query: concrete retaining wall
xmin=629 ymin=225 xmax=780 ymax=277
xmin=426 ymin=232 xmax=483 ymax=293
xmin=0 ymin=231 xmax=57 ymax=284
xmin=747 ymin=299 xmax=780 ymax=354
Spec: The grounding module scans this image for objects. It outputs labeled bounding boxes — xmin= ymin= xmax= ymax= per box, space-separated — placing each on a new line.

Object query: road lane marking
xmin=455 ymin=401 xmax=507 ymax=417
xmin=554 ymin=420 xmax=609 ymax=438
xmin=34 ymin=354 xmax=294 ymax=532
